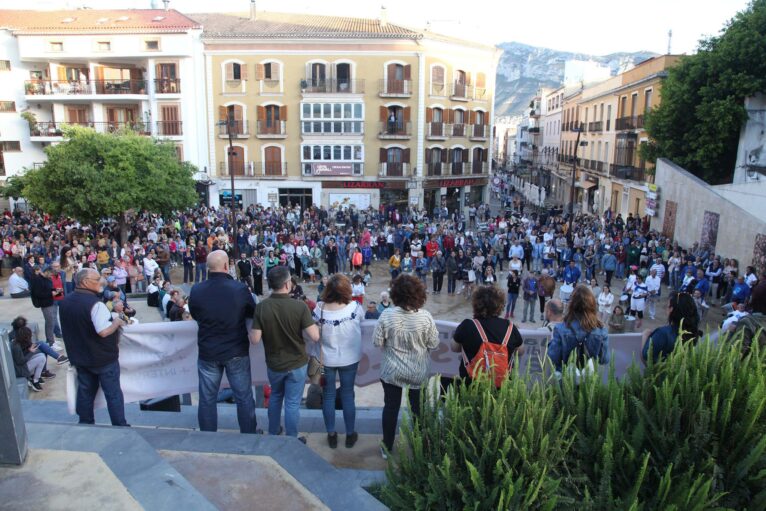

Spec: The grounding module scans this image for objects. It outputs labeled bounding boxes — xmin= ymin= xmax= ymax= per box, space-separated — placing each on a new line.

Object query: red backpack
xmin=461 ymin=319 xmax=513 ymax=387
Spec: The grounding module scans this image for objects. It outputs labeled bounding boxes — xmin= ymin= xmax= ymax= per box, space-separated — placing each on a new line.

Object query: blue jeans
xmin=267 ymin=363 xmax=307 ymax=437
xmin=76 ymin=360 xmax=128 ymax=426
xmin=35 ymin=342 xmax=59 ymax=362
xmin=198 ymin=356 xmax=257 ymax=433
xmin=195 ymin=262 xmax=207 ymax=282
xmin=52 ymin=302 xmax=62 ymax=337
xmin=505 ymin=292 xmax=518 ymax=316
xmin=322 ymin=362 xmax=358 ymax=434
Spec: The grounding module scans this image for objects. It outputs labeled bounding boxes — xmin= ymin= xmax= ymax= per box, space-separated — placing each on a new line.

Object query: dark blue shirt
xmin=642 ymin=325 xmax=677 ymax=361
xmin=189 ymin=272 xmax=256 ymax=362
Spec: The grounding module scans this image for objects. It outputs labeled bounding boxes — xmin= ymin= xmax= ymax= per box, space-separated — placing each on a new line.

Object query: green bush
xmin=379 ymin=337 xmax=766 ymax=510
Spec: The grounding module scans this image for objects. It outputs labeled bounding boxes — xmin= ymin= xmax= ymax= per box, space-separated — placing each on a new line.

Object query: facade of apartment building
xmin=195 ymin=10 xmax=499 ymax=212
xmin=0 ymin=9 xmax=209 ymax=206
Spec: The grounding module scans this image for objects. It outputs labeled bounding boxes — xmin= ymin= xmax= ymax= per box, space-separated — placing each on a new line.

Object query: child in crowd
xmin=351 ymin=274 xmax=365 ymax=305
xmin=608 ymin=305 xmax=626 ymax=334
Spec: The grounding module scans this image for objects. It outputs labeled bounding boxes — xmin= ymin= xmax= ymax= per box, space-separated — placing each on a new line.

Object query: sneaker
xmin=298 ymin=436 xmax=307 ymax=445
xmin=345 ymin=432 xmax=358 ymax=448
xmin=56 ymin=356 xmax=69 ymax=366
xmin=52 ymin=341 xmax=65 ymax=352
xmin=28 ymin=380 xmax=43 ymax=392
xmin=380 ymin=444 xmax=389 ymax=460
xmin=327 ymin=432 xmax=338 ymax=449
xmin=41 ymin=370 xmax=56 ymax=379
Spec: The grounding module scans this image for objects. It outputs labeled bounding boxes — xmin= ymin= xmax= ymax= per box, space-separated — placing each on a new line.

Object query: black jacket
xmin=11 ymin=341 xmax=30 ymax=379
xmin=30 ymin=274 xmax=54 ymax=308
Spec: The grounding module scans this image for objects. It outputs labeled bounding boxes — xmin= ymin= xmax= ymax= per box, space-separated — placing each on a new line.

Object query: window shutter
xmin=271 ymin=62 xmax=280 ymax=79
xmin=380 ymin=106 xmax=388 ymax=121
xmin=403 ymin=148 xmax=410 ymax=163
xmin=218 ymin=106 xmax=227 ymax=121
xmin=257 ymin=106 xmax=265 ymax=121
xmin=57 ymin=66 xmax=67 ymax=81
xmin=476 ymin=72 xmax=485 ymax=88
xmin=469 ymin=111 xmax=476 ymax=125
xmin=482 ymin=149 xmax=488 ymax=162
xmin=379 ymin=148 xmax=387 ymax=163
xmin=225 ymin=63 xmax=234 ymax=81
xmin=279 ymin=105 xmax=287 ymax=121
xmin=425 ymin=149 xmax=431 ymax=164
xmin=240 ymin=64 xmax=248 ymax=81
xmin=404 ymin=64 xmax=411 ymax=80
xmin=233 ymin=106 xmax=243 ymax=121
xmin=484 ymin=112 xmax=490 ymax=125
xmin=255 ymin=63 xmax=264 ymax=80
xmin=447 ymin=109 xmax=454 ymax=124
xmin=462 ymin=149 xmax=469 ymax=163
xmin=442 ymin=149 xmax=448 ymax=163
xmin=403 ymin=107 xmax=411 ymax=122
xmin=426 ymin=108 xmax=433 ymax=123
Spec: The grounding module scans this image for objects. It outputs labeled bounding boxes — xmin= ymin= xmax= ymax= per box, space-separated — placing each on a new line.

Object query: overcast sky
xmin=10 ymin=0 xmax=752 ymax=55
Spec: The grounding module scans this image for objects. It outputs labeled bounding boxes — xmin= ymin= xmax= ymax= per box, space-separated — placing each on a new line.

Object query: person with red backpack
xmin=451 ymin=285 xmax=524 ymax=386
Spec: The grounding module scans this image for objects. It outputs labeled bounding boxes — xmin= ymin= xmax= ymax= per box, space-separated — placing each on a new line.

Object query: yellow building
xmin=192 ymin=10 xmax=500 ymax=211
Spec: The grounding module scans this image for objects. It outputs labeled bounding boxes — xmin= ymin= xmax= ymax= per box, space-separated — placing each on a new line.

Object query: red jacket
xmin=425 ymin=240 xmax=439 ymax=258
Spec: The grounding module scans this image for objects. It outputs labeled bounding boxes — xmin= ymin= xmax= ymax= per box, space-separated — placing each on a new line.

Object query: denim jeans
xmin=76 ymin=360 xmax=128 ymax=426
xmin=195 ymin=262 xmax=207 ymax=282
xmin=523 ymin=298 xmax=536 ymax=322
xmin=52 ymin=302 xmax=62 ymax=337
xmin=322 ymin=362 xmax=358 ymax=434
xmin=267 ymin=363 xmax=307 ymax=437
xmin=35 ymin=342 xmax=59 ymax=362
xmin=505 ymin=292 xmax=518 ymax=316
xmin=198 ymin=356 xmax=257 ymax=433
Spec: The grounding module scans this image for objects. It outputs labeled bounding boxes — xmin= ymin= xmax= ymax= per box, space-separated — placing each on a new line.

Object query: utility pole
xmin=220 ymin=115 xmax=238 ymax=259
xmin=568 ymin=124 xmax=582 ymax=235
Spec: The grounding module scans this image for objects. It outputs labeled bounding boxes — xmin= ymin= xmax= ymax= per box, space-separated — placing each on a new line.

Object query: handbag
xmin=307 ymin=304 xmax=324 ymax=385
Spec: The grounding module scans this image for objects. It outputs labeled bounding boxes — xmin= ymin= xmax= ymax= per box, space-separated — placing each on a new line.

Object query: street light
xmin=217 ymin=116 xmax=238 ymax=258
xmin=568 ymin=124 xmax=587 ymax=235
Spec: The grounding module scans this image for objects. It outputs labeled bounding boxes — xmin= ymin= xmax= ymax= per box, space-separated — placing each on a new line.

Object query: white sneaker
xmin=52 ymin=341 xmax=65 ymax=352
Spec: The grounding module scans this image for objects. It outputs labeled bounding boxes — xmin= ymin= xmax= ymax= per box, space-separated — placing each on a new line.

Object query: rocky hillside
xmin=495 ymin=42 xmax=657 ymax=117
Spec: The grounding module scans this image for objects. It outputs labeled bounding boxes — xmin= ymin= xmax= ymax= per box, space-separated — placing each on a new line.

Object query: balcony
xmin=588 ymin=121 xmax=603 ymax=132
xmin=469 ymin=124 xmax=488 ymax=140
xmin=92 ymin=121 xmax=150 ymax=135
xmin=595 ymin=161 xmax=604 ymax=173
xmin=94 ymin=80 xmax=147 ymax=95
xmin=256 ymin=120 xmax=287 ymax=138
xmin=218 ymin=161 xmax=247 ymax=178
xmin=451 ymin=123 xmax=467 ymax=137
xmin=300 ymin=78 xmax=364 ymax=94
xmin=528 ymin=126 xmax=540 ymax=133
xmin=29 ymin=121 xmax=68 ymax=139
xmin=378 ymin=121 xmax=411 ymax=139
xmin=450 ymin=82 xmax=471 ymax=101
xmin=154 ymin=78 xmax=181 ymax=94
xmin=254 ymin=161 xmax=288 ymax=178
xmin=301 ymin=120 xmax=363 ymax=136
xmin=156 ymin=121 xmax=183 ymax=136
xmin=426 ymin=122 xmax=447 ymax=140
xmin=378 ymin=162 xmax=409 ymax=178
xmin=610 ymin=164 xmax=646 ymax=182
xmin=378 ymin=79 xmax=412 ymax=97
xmin=615 ymin=115 xmax=644 ymax=131
xmin=426 ymin=162 xmax=442 ymax=177
xmin=25 ymin=80 xmax=92 ymax=96
xmin=471 ymin=162 xmax=488 ymax=175
xmin=217 ymin=121 xmax=250 ymax=138
xmin=430 ymin=82 xmax=447 ymax=97
xmin=449 ymin=162 xmax=466 ymax=176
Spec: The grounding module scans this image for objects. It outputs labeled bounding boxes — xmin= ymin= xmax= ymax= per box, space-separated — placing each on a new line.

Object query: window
xmin=0 ymin=60 xmax=10 ymax=71
xmin=225 ymin=62 xmax=247 ymax=82
xmin=606 ymin=105 xmax=612 ymax=131
xmin=301 ymin=143 xmax=363 ymax=175
xmin=1 ymin=141 xmax=21 ymax=151
xmin=431 ymin=65 xmax=445 ymax=95
xmin=0 ymin=101 xmax=16 ymax=112
xmin=97 ymin=41 xmax=111 ymax=52
xmin=49 ymin=41 xmax=63 ymax=52
xmin=264 ymin=62 xmax=273 ymax=80
xmin=144 ymin=40 xmax=160 ymax=51
xmin=301 ymin=102 xmax=363 ymax=135
xmin=644 ymin=89 xmax=653 ymax=113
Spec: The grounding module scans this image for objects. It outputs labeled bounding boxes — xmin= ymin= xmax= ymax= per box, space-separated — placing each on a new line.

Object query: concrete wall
xmin=651 ymin=158 xmax=766 ymax=270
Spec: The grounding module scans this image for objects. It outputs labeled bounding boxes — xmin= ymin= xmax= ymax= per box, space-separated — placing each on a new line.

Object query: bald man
xmin=189 ymin=250 xmax=258 ymax=434
xmin=59 ymin=268 xmax=128 ymax=426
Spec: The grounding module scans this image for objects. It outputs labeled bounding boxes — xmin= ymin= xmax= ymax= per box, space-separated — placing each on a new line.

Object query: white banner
xmin=67 ymin=321 xmax=645 ymax=413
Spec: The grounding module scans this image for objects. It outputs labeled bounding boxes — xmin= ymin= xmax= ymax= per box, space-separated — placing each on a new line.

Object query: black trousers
xmin=433 ymin=272 xmax=444 ymax=292
xmin=539 ymin=295 xmax=547 ymax=314
xmin=605 ymin=270 xmax=614 ymax=287
xmin=382 ymin=380 xmax=420 ymax=451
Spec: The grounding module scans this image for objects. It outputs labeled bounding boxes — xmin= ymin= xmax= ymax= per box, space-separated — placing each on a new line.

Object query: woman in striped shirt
xmin=372 ymin=274 xmax=440 ymax=458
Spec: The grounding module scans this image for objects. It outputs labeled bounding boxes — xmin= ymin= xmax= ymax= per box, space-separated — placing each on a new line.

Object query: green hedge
xmin=379 ymin=336 xmax=766 ymax=510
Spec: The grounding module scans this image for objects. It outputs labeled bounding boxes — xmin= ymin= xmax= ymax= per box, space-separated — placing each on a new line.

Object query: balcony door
xmin=383 ymin=106 xmax=409 ymax=134
xmin=265 ymin=146 xmax=282 ymax=176
xmin=386 ymin=63 xmax=405 ymax=94
xmin=310 ymin=63 xmax=326 ymax=90
xmin=451 ymin=148 xmax=465 ymax=175
xmin=472 ymin=148 xmax=486 ymax=174
xmin=228 ymin=146 xmax=245 ymax=176
xmin=382 ymin=147 xmax=407 ymax=176
xmin=263 ymin=105 xmax=281 ymax=134
xmin=335 ymin=63 xmax=350 ymax=91
xmin=66 ymin=106 xmax=89 ymax=126
xmin=156 ymin=63 xmax=178 ymax=93
xmin=426 ymin=148 xmax=442 ymax=176
xmin=452 ymin=109 xmax=465 ymax=136
xmin=160 ymin=104 xmax=180 ymax=136
xmin=431 ymin=107 xmax=444 ymax=136
xmin=454 ymin=70 xmax=467 ymax=97
xmin=106 ymin=106 xmax=138 ymax=132
xmin=220 ymin=104 xmax=244 ymax=135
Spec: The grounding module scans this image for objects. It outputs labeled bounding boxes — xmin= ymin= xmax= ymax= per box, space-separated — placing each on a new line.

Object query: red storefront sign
xmin=438 ymin=178 xmax=488 ymax=188
xmin=312 ymin=163 xmax=354 ymax=176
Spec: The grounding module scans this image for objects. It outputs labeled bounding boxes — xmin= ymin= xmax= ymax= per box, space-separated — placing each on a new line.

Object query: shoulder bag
xmin=307 ymin=304 xmax=325 ymax=385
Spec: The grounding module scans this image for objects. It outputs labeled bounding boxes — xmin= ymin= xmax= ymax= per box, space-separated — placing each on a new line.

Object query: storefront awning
xmin=576 ymin=181 xmax=598 ymax=190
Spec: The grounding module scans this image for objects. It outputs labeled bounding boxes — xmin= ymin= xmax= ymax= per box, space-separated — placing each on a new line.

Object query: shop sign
xmin=438 ymin=178 xmax=488 ymax=188
xmin=267 ymin=192 xmax=278 ymax=203
xmin=311 ymin=163 xmax=353 ymax=176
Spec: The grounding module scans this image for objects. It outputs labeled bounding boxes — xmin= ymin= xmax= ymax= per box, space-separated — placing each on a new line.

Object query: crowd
xmin=3 ymin=175 xmax=766 ymax=456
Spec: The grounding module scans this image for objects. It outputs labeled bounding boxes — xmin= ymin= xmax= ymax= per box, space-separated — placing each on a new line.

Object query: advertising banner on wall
xmin=312 ymin=163 xmax=354 ymax=176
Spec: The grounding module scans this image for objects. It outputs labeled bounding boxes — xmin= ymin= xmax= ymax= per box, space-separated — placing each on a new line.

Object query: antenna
xmin=667 ymin=29 xmax=672 ymax=54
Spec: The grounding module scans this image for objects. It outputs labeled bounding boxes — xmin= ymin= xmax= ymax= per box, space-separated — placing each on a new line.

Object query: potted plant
xmin=21 ymin=111 xmax=39 ymax=136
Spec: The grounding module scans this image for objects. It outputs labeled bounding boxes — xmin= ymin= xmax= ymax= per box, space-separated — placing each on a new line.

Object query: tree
xmin=645 ymin=0 xmax=766 ymax=184
xmin=16 ymin=125 xmax=198 ymax=240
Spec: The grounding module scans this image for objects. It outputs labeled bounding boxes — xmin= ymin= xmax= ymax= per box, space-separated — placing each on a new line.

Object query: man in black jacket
xmin=189 ymin=250 xmax=258 ymax=434
xmin=236 ymin=252 xmax=253 ymax=290
xmin=30 ymin=265 xmax=61 ymax=347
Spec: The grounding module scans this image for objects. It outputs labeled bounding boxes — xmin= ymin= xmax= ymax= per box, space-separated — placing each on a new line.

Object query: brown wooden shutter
xmin=257 ymin=106 xmax=265 ymax=121
xmin=484 ymin=112 xmax=490 ymax=125
xmin=426 ymin=108 xmax=433 ymax=123
xmin=279 ymin=105 xmax=287 ymax=121
xmin=462 ymin=148 xmax=469 ymax=163
xmin=57 ymin=66 xmax=67 ymax=81
xmin=469 ymin=111 xmax=476 ymax=125
xmin=482 ymin=148 xmax=488 ymax=162
xmin=271 ymin=62 xmax=280 ymax=79
xmin=218 ymin=106 xmax=227 ymax=121
xmin=425 ymin=149 xmax=431 ymax=164
xmin=442 ymin=149 xmax=448 ymax=163
xmin=447 ymin=109 xmax=454 ymax=124
xmin=466 ymin=72 xmax=472 ymax=85
xmin=379 ymin=148 xmax=387 ymax=163
xmin=404 ymin=64 xmax=411 ymax=80
xmin=130 ymin=68 xmax=142 ymax=81
xmin=240 ymin=64 xmax=248 ymax=80
xmin=225 ymin=63 xmax=234 ymax=81
xmin=403 ymin=107 xmax=411 ymax=122
xmin=233 ymin=105 xmax=243 ymax=121
xmin=403 ymin=148 xmax=410 ymax=163
xmin=379 ymin=106 xmax=388 ymax=121
xmin=255 ymin=64 xmax=264 ymax=80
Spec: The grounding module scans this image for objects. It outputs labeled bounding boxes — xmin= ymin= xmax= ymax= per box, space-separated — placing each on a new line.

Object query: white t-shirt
xmin=313 ymin=301 xmax=363 ymax=367
xmin=90 ymin=302 xmax=113 ymax=333
xmin=352 ymin=283 xmax=365 ymax=297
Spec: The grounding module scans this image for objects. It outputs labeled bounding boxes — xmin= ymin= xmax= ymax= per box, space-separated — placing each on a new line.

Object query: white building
xmin=541 ymin=86 xmax=562 ymax=170
xmin=0 ymin=9 xmax=209 ymax=206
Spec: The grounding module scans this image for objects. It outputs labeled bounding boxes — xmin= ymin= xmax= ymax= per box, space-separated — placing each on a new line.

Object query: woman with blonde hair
xmin=547 ymin=285 xmax=609 ymax=376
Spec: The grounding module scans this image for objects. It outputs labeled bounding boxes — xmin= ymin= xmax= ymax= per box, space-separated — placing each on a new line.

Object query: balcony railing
xmin=94 ymin=80 xmax=147 ymax=94
xmin=378 ymin=121 xmax=411 ymax=139
xmin=470 ymin=124 xmax=488 ymax=139
xmin=615 ymin=115 xmax=644 ymax=131
xmin=300 ymin=78 xmax=364 ymax=94
xmin=471 ymin=162 xmax=488 ymax=175
xmin=29 ymin=121 xmax=78 ymax=137
xmin=218 ymin=161 xmax=247 ymax=177
xmin=378 ymin=79 xmax=412 ymax=96
xmin=588 ymin=121 xmax=603 ymax=132
xmin=595 ymin=161 xmax=604 ymax=173
xmin=450 ymin=82 xmax=471 ymax=100
xmin=92 ymin=121 xmax=149 ymax=134
xmin=154 ymin=78 xmax=181 ymax=94
xmin=426 ymin=162 xmax=442 ymax=176
xmin=430 ymin=82 xmax=447 ymax=96
xmin=256 ymin=120 xmax=287 ymax=138
xmin=451 ymin=123 xmax=466 ymax=137
xmin=426 ymin=122 xmax=447 ymax=139
xmin=378 ymin=162 xmax=409 ymax=178
xmin=473 ymin=87 xmax=488 ymax=101
xmin=610 ymin=164 xmax=645 ymax=182
xmin=528 ymin=126 xmax=540 ymax=133
xmin=217 ymin=120 xmax=249 ymax=138
xmin=450 ymin=161 xmax=466 ymax=176
xmin=25 ymin=80 xmax=92 ymax=95
xmin=156 ymin=121 xmax=183 ymax=136
xmin=254 ymin=161 xmax=287 ymax=177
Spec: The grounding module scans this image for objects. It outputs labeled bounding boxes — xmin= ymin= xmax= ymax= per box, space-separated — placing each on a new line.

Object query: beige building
xmin=192 ymin=10 xmax=500 ymax=211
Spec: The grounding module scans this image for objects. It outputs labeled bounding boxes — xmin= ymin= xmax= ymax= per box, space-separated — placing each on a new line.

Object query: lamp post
xmin=568 ymin=124 xmax=583 ymax=235
xmin=218 ymin=117 xmax=238 ymax=259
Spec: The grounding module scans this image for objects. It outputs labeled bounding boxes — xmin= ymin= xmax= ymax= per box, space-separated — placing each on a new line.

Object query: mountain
xmin=494 ymin=42 xmax=658 ymax=118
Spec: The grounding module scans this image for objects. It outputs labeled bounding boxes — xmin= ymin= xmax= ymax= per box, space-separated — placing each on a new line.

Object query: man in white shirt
xmin=650 ymin=261 xmax=666 ymax=283
xmin=143 ymin=252 xmax=159 ymax=281
xmin=9 ymin=267 xmax=31 ymax=298
xmin=645 ymin=269 xmax=662 ymax=320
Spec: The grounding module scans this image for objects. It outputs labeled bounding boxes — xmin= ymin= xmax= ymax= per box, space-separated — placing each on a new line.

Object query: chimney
xmin=162 ymin=0 xmax=169 ymax=11
xmin=379 ymin=5 xmax=387 ymax=28
xmin=250 ymin=0 xmax=257 ymax=21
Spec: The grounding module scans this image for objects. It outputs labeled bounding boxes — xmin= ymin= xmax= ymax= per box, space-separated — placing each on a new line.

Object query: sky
xmin=5 ymin=0 xmax=753 ymax=55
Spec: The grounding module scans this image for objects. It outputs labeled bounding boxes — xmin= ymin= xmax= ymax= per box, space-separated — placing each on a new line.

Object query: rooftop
xmin=0 ymin=9 xmax=201 ymax=34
